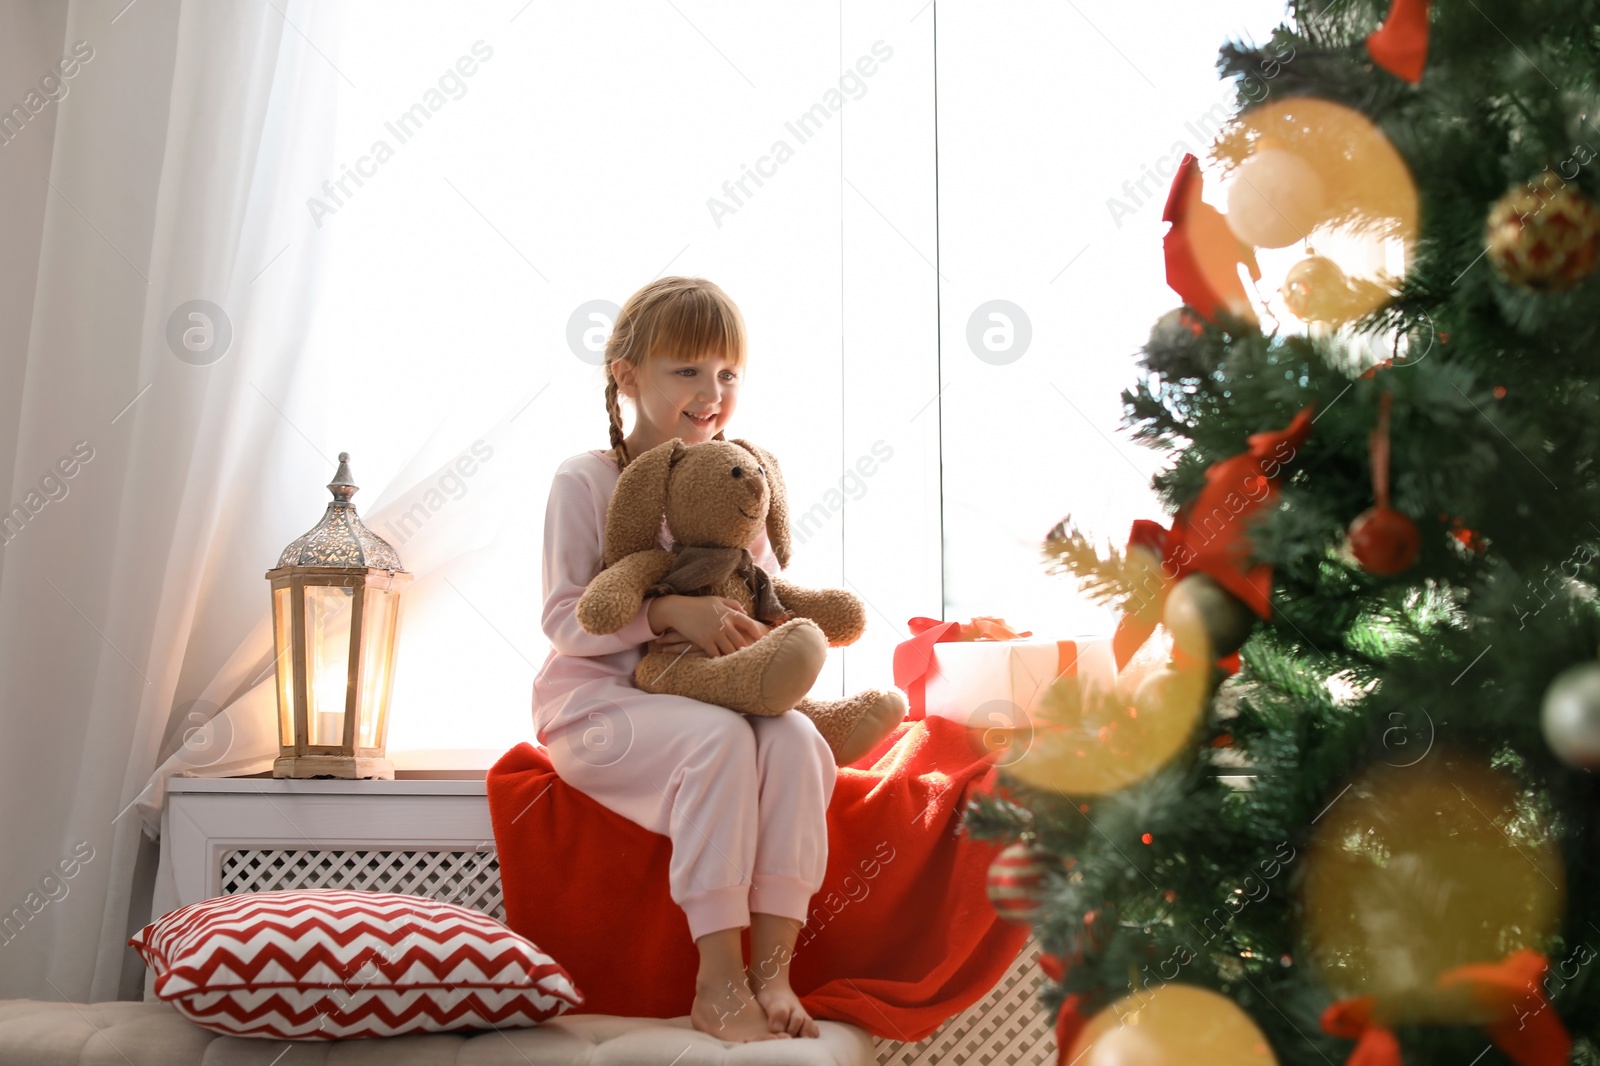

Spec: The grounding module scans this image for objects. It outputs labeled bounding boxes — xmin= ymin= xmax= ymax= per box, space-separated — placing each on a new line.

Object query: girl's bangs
xmin=645 ymin=293 xmax=746 ymax=366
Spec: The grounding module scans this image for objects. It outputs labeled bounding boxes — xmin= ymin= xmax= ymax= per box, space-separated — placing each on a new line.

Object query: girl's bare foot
xmin=750 ymin=975 xmax=820 ymax=1038
xmin=690 ymin=975 xmax=793 ymax=1043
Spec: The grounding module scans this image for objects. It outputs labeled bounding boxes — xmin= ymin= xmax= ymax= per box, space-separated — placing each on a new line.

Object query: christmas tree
xmin=966 ymin=1 xmax=1600 ymax=1063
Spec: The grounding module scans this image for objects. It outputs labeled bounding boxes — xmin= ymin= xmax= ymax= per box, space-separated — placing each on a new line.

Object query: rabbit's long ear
xmin=731 ymin=438 xmax=790 ymax=570
xmin=603 ymin=439 xmax=686 ymax=566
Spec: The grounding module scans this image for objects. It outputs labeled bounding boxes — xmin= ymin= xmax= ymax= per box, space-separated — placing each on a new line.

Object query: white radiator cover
xmin=155 ymin=776 xmax=1056 ymax=1065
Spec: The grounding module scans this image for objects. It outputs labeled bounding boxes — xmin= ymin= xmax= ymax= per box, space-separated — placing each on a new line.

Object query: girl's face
xmin=618 ymin=350 xmax=741 ymax=445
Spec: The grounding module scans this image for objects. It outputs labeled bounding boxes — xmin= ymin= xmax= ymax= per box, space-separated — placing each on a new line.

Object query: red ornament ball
xmin=986 ymin=841 xmax=1052 ymax=924
xmin=1349 ymin=506 xmax=1420 ymax=574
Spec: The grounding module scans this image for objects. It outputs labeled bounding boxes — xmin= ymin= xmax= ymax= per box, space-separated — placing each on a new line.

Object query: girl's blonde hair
xmin=604 ymin=276 xmax=747 ymax=471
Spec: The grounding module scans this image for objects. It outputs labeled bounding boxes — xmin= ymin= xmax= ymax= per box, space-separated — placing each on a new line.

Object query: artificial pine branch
xmin=1040 ymin=517 xmax=1153 ymax=611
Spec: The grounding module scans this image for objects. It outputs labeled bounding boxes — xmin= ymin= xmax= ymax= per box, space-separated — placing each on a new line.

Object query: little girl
xmin=532 ymin=276 xmax=834 ymax=1043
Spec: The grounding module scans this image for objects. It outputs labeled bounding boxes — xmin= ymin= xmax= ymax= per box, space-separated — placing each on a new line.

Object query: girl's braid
xmin=604 ymin=368 xmax=629 ymax=472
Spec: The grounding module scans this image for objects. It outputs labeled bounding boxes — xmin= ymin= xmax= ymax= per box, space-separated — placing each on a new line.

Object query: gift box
xmin=893 ymin=617 xmax=1117 ymax=730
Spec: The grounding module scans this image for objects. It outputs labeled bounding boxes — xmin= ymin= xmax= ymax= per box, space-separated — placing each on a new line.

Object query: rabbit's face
xmin=664 ymin=440 xmax=769 ymax=549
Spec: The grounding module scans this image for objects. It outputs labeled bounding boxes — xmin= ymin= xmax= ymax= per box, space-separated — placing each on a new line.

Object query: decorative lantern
xmin=266 ymin=452 xmax=411 ymax=779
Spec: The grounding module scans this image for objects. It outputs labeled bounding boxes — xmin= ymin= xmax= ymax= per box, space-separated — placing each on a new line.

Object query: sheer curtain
xmin=225 ymin=0 xmax=942 ymax=765
xmin=0 ymin=0 xmax=349 ymax=1002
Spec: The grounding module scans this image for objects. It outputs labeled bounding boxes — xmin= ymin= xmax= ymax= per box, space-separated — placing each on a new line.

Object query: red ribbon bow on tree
xmin=1111 ymin=407 xmax=1315 ymax=672
xmin=1163 ymin=152 xmax=1261 ymax=326
xmin=1320 ymin=950 xmax=1570 ymax=1066
xmin=1366 ymin=0 xmax=1431 ymax=84
xmin=1053 ymin=993 xmax=1089 ymax=1065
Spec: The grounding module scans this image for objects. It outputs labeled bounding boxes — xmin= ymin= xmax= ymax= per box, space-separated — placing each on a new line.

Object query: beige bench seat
xmin=0 ymin=999 xmax=876 ymax=1065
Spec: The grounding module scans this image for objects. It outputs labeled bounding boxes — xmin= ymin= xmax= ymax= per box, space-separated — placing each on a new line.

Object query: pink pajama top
xmin=531 ymin=448 xmax=781 ymax=743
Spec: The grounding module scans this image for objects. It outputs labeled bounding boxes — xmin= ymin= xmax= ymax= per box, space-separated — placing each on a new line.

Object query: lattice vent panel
xmin=873 ymin=935 xmax=1055 ymax=1066
xmin=218 ymin=848 xmax=504 ymax=921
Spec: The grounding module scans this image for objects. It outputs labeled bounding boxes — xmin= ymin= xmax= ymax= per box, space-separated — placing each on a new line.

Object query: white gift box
xmin=921 ymin=637 xmax=1118 ymax=729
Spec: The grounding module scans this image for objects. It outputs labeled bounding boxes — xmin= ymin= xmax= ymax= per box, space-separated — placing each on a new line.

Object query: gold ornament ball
xmin=1302 ymin=755 xmax=1564 ymax=1007
xmin=1068 ymin=983 xmax=1277 ymax=1065
xmin=1013 ymin=656 xmax=1206 ymax=796
xmin=1281 ymin=255 xmax=1353 ymax=323
xmin=1484 ymin=172 xmax=1600 ymax=292
xmin=1084 ymin=1025 xmax=1166 ymax=1066
xmin=1163 ymin=574 xmax=1258 ymax=662
xmin=1131 ymin=665 xmax=1209 ymax=725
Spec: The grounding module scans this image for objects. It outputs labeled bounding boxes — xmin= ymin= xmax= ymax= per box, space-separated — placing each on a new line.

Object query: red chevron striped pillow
xmin=129 ymin=889 xmax=583 ymax=1040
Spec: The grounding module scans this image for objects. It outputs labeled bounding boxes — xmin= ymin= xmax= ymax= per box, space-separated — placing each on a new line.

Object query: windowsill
xmin=389 ymin=747 xmax=510 ymax=773
xmin=205 ymin=769 xmax=489 ymax=780
xmin=169 ymin=748 xmax=519 ymax=784
xmin=167 ymin=775 xmax=489 ymax=794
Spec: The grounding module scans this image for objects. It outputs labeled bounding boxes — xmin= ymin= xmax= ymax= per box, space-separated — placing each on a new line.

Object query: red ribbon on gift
xmin=1321 ymin=950 xmax=1570 ymax=1066
xmin=1366 ymin=0 xmax=1430 ymax=84
xmin=1163 ymin=152 xmax=1261 ymax=326
xmin=1112 ymin=407 xmax=1316 ymax=672
xmin=894 ymin=618 xmax=960 ymax=720
xmin=893 ymin=617 xmax=1075 ymax=721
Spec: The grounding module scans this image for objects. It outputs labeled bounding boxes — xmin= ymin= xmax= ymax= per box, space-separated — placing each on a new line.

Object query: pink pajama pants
xmin=541 ymin=683 xmax=837 ymax=943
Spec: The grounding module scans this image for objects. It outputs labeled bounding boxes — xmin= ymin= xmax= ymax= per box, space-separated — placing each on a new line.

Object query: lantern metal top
xmin=273 ymin=452 xmax=407 ymax=572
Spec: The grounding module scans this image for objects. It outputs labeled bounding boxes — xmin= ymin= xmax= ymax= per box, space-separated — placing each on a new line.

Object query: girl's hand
xmin=653 ymin=616 xmax=775 ymax=658
xmin=650 ymin=631 xmax=705 ymax=659
xmin=649 ymin=596 xmax=769 ymax=658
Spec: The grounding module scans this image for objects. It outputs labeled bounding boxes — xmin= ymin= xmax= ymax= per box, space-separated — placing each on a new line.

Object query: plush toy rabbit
xmin=575 ymin=437 xmax=906 ymax=766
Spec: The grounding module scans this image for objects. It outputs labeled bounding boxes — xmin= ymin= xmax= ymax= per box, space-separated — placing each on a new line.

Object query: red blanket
xmin=486 ymin=715 xmax=1030 ymax=1041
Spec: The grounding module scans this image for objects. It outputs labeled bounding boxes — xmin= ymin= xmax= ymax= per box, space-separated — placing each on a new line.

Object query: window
xmin=301 ymin=0 xmax=1286 ymax=764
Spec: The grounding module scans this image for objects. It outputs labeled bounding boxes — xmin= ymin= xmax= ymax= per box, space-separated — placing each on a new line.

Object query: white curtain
xmin=0 ymin=0 xmax=351 ymax=1002
xmin=0 ymin=0 xmax=569 ymax=1003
